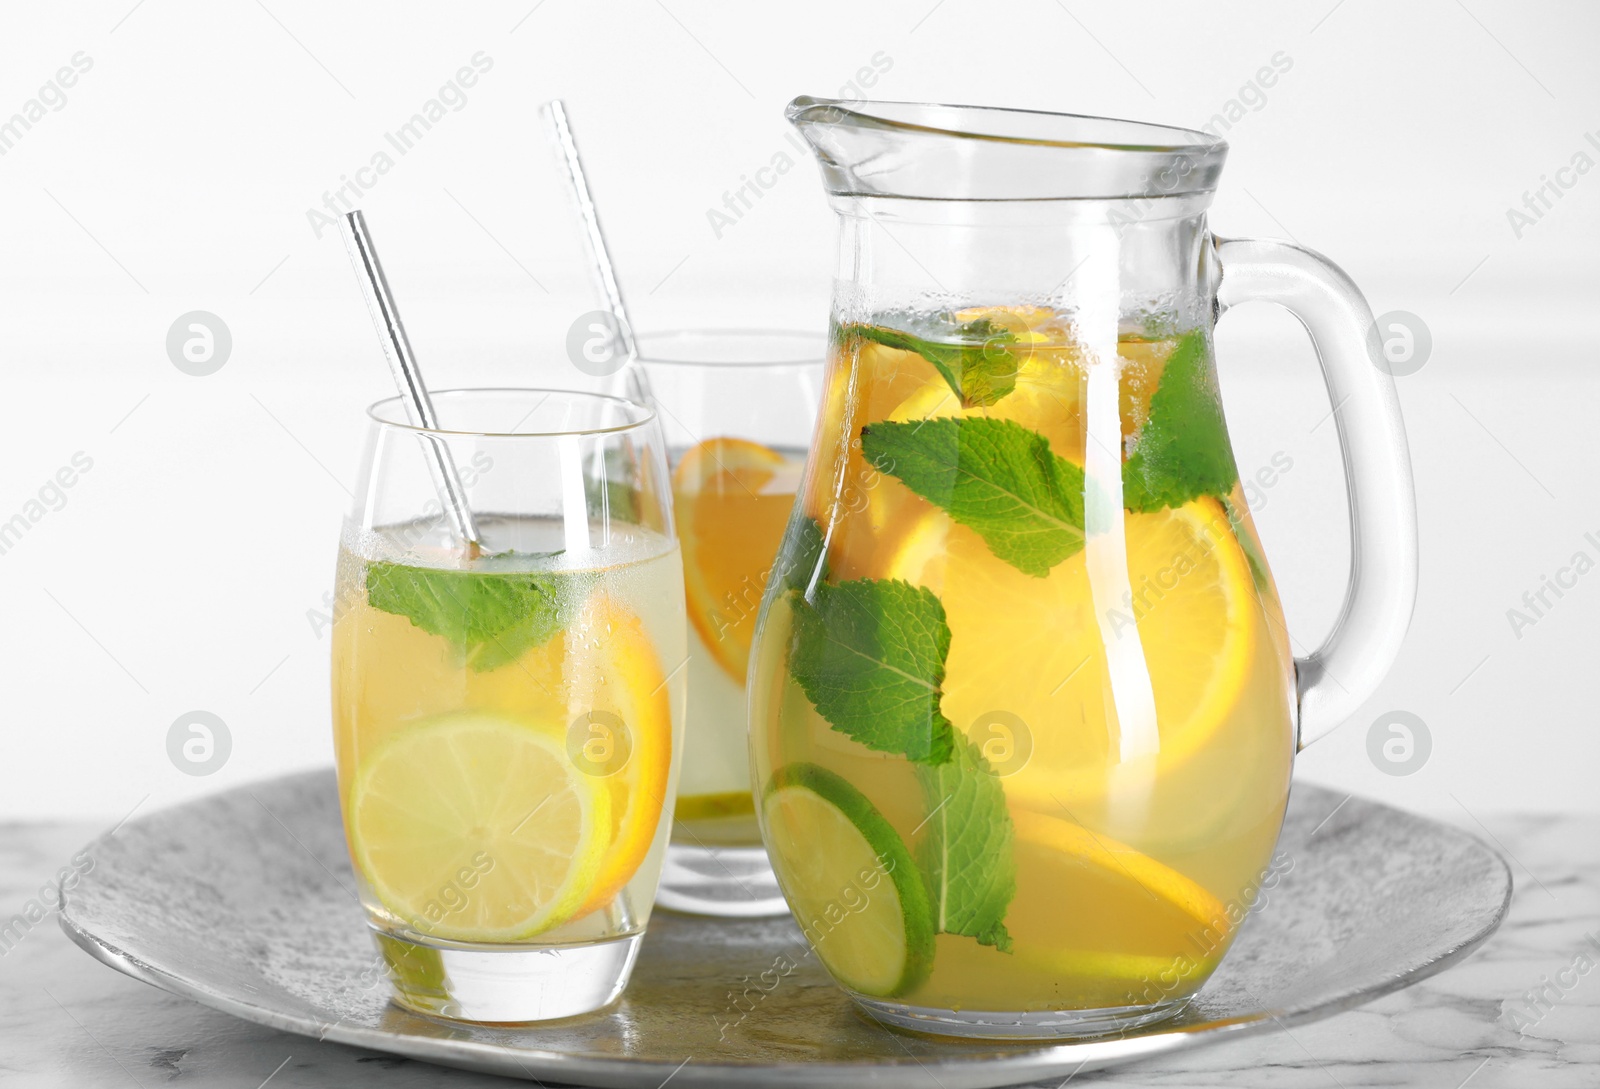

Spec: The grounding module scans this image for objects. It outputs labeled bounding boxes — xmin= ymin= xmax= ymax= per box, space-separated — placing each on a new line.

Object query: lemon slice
xmin=1001 ymin=807 xmax=1230 ymax=993
xmin=880 ymin=496 xmax=1257 ymax=809
xmin=348 ymin=711 xmax=611 ymax=942
xmin=762 ymin=763 xmax=934 ymax=997
xmin=1010 ymin=807 xmax=1226 ymax=927
xmin=673 ymin=438 xmax=799 ymax=681
xmin=1121 ymin=497 xmax=1258 ymax=773
xmin=811 ymin=335 xmax=942 ymax=582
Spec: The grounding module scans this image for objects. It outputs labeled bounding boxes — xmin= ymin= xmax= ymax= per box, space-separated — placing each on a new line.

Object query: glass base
xmin=373 ymin=930 xmax=641 ymax=1023
xmin=854 ymin=995 xmax=1192 ymax=1040
xmin=655 ymin=843 xmax=790 ymax=917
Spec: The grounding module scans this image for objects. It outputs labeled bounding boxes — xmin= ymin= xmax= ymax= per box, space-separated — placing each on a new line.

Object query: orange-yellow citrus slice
xmin=882 ymin=496 xmax=1256 ymax=810
xmin=566 ymin=594 xmax=676 ymax=917
xmin=673 ymin=438 xmax=799 ymax=681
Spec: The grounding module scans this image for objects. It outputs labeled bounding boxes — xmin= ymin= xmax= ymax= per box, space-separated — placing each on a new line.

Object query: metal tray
xmin=58 ymin=771 xmax=1510 ymax=1088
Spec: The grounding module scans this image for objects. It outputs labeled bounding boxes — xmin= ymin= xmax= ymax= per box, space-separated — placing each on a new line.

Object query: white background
xmin=0 ymin=0 xmax=1595 ymax=821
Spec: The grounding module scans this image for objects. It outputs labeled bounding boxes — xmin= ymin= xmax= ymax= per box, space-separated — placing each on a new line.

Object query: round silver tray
xmin=58 ymin=771 xmax=1509 ymax=1088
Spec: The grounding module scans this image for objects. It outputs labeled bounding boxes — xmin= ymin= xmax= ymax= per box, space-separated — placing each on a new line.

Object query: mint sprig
xmin=843 ymin=319 xmax=1019 ymax=408
xmin=365 ymin=559 xmax=567 ymax=672
xmin=1123 ymin=330 xmax=1239 ymax=512
xmin=787 ymin=577 xmax=955 ymax=766
xmin=915 ymin=737 xmax=1016 ymax=952
xmin=861 ymin=416 xmax=1086 ymax=578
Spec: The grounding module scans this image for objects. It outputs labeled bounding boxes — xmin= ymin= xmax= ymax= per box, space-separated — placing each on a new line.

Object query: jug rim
xmin=786 ymin=96 xmax=1228 ymax=202
xmin=787 ymin=96 xmax=1224 ymax=155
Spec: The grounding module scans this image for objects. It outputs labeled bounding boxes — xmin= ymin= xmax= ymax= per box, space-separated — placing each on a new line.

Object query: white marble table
xmin=1 ymin=813 xmax=1594 ymax=1088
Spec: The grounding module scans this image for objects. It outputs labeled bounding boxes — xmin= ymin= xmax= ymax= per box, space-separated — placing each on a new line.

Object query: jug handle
xmin=1212 ymin=237 xmax=1419 ymax=751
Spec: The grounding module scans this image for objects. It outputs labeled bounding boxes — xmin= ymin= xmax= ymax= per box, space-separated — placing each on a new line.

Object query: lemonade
xmin=331 ymin=512 xmax=686 ymax=1013
xmin=671 ymin=440 xmax=805 ymax=846
xmin=749 ymin=308 xmax=1297 ymax=1027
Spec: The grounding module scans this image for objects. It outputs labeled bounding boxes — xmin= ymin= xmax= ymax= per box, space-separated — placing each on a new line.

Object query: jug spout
xmin=786 ymin=96 xmax=1227 ymax=203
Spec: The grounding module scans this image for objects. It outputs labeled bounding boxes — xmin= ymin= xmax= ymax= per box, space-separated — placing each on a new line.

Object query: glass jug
xmin=748 ymin=98 xmax=1417 ymax=1040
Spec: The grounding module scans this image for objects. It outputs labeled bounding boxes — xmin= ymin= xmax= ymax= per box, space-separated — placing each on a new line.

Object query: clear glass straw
xmin=542 ymin=100 xmax=641 ymax=368
xmin=340 ymin=209 xmax=482 ymax=557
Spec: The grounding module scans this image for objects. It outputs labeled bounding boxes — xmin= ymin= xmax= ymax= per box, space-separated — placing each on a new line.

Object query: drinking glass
xmin=631 ymin=330 xmax=825 ymax=916
xmin=331 ymin=388 xmax=686 ymax=1021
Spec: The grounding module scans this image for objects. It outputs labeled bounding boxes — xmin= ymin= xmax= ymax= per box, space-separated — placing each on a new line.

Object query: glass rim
xmin=633 ymin=327 xmax=829 ymax=369
xmin=365 ymin=387 xmax=656 ymax=439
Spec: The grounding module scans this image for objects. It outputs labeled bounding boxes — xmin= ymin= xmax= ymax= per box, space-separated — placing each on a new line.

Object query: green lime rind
xmin=762 ymin=763 xmax=935 ymax=998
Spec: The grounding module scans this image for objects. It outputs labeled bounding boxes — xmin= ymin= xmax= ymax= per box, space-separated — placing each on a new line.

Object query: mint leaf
xmin=787 ymin=578 xmax=955 ymax=765
xmin=915 ymin=736 xmax=1015 ymax=952
xmin=1123 ymin=331 xmax=1239 ymax=512
xmin=843 ymin=319 xmax=1018 ymax=408
xmin=775 ymin=515 xmax=828 ymax=595
xmin=1222 ymin=496 xmax=1273 ymax=594
xmin=365 ymin=559 xmax=567 ymax=672
xmin=597 ymin=460 xmax=639 ymax=524
xmin=861 ymin=417 xmax=1085 ymax=578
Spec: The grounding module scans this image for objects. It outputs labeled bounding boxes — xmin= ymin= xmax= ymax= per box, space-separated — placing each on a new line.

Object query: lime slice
xmin=762 ymin=764 xmax=934 ymax=997
xmin=348 ymin=712 xmax=611 ymax=942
